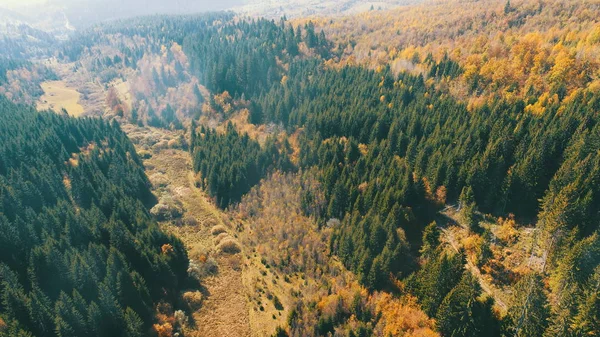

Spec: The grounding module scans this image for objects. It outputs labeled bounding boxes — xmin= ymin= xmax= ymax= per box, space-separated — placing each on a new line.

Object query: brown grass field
xmin=38 ymin=80 xmax=85 ymax=117
xmin=126 ymin=125 xmax=255 ymax=336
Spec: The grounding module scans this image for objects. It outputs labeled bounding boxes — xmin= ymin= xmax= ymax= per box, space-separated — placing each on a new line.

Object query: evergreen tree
xmin=459 ymin=186 xmax=477 ymax=231
xmin=507 ymin=273 xmax=549 ymax=337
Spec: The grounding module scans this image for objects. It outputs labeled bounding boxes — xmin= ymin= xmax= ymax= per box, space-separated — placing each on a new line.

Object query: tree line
xmin=0 ymin=98 xmax=188 ymax=337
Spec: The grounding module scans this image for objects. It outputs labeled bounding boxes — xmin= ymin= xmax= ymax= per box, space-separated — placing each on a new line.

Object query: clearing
xmin=125 ymin=125 xmax=253 ymax=337
xmin=38 ymin=80 xmax=85 ymax=117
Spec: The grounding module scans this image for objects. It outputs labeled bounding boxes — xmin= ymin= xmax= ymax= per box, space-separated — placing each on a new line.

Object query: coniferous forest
xmin=1 ymin=0 xmax=599 ymax=336
xmin=0 ymin=99 xmax=187 ymax=337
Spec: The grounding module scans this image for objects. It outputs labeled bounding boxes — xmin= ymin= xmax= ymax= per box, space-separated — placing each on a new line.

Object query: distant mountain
xmin=54 ymin=0 xmax=245 ymax=28
xmin=1 ymin=0 xmax=419 ymax=36
xmin=0 ymin=0 xmax=245 ymax=35
xmin=236 ymin=0 xmax=421 ymax=19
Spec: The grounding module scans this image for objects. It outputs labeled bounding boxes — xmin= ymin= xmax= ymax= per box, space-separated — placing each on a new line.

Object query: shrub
xmin=174 ymin=310 xmax=188 ymax=328
xmin=214 ymin=232 xmax=230 ymax=245
xmin=150 ymin=195 xmax=184 ymax=220
xmin=216 ymin=238 xmax=242 ymax=254
xmin=188 ymin=257 xmax=218 ymax=280
xmin=496 ymin=216 xmax=519 ymax=245
xmin=211 ymin=225 xmax=228 ymax=235
xmin=182 ymin=291 xmax=204 ymax=310
xmin=273 ymin=295 xmax=284 ymax=310
xmin=153 ymin=322 xmax=173 ymax=337
xmin=138 ymin=150 xmax=152 ymax=159
xmin=273 ymin=326 xmax=289 ymax=337
xmin=204 ymin=257 xmax=219 ymax=274
xmin=168 ymin=138 xmax=181 ymax=149
xmin=153 ymin=139 xmax=170 ymax=151
xmin=183 ymin=216 xmax=199 ymax=226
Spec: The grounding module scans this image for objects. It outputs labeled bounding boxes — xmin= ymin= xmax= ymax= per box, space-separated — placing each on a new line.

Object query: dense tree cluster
xmin=246 ymin=59 xmax=600 ymax=280
xmin=0 ymin=98 xmax=188 ymax=337
xmin=32 ymin=9 xmax=600 ymax=336
xmin=0 ymin=58 xmax=27 ymax=86
xmin=305 ymin=0 xmax=600 ymax=103
xmin=184 ymin=18 xmax=330 ymax=98
xmin=0 ymin=58 xmax=56 ymax=104
xmin=406 ymin=248 xmax=500 ymax=337
xmin=191 ymin=122 xmax=292 ymax=208
xmin=120 ymin=12 xmax=600 ymax=335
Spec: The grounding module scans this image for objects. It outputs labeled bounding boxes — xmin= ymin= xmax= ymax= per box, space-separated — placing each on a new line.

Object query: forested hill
xmin=0 ymin=98 xmax=188 ymax=337
xmin=181 ymin=9 xmax=600 ymax=336
xmin=0 ymin=2 xmax=598 ymax=336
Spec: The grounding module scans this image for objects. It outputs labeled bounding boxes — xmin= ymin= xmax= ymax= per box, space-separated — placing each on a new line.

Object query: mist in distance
xmin=56 ymin=0 xmax=245 ymax=27
xmin=1 ymin=0 xmax=245 ymax=30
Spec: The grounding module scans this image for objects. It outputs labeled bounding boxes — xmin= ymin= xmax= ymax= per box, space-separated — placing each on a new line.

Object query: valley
xmin=1 ymin=1 xmax=599 ymax=337
xmin=126 ymin=125 xmax=252 ymax=337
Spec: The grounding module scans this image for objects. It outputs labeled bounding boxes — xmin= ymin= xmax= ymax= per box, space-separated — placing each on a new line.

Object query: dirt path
xmin=129 ymin=126 xmax=252 ymax=337
xmin=440 ymin=227 xmax=508 ymax=311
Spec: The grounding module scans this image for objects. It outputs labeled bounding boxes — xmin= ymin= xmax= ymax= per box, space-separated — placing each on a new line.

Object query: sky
xmin=0 ymin=0 xmax=243 ymax=9
xmin=0 ymin=0 xmax=47 ymax=8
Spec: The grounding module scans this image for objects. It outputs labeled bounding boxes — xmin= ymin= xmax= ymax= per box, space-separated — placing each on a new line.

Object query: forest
xmin=0 ymin=0 xmax=598 ymax=336
xmin=183 ymin=10 xmax=600 ymax=336
xmin=0 ymin=99 xmax=188 ymax=337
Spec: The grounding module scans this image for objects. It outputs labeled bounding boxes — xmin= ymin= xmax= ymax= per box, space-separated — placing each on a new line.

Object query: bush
xmin=168 ymin=138 xmax=181 ymax=149
xmin=188 ymin=257 xmax=218 ymax=280
xmin=273 ymin=326 xmax=289 ymax=337
xmin=273 ymin=295 xmax=284 ymax=310
xmin=150 ymin=195 xmax=184 ymax=220
xmin=182 ymin=291 xmax=204 ymax=310
xmin=211 ymin=225 xmax=228 ymax=235
xmin=138 ymin=150 xmax=152 ymax=159
xmin=216 ymin=238 xmax=242 ymax=254
xmin=174 ymin=310 xmax=188 ymax=328
xmin=214 ymin=232 xmax=229 ymax=245
xmin=183 ymin=216 xmax=199 ymax=226
xmin=175 ymin=216 xmax=199 ymax=227
xmin=153 ymin=139 xmax=170 ymax=151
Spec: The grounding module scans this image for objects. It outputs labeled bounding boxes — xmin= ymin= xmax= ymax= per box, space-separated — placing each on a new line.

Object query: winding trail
xmin=440 ymin=226 xmax=508 ymax=311
xmin=437 ymin=207 xmax=509 ymax=313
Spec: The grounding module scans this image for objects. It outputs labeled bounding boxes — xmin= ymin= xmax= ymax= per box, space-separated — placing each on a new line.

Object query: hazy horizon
xmin=1 ymin=0 xmax=246 ymax=30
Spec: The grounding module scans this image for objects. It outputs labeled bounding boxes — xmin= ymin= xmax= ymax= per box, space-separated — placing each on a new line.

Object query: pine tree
xmin=436 ymin=273 xmax=482 ymax=337
xmin=459 ymin=186 xmax=477 ymax=231
xmin=508 ymin=273 xmax=549 ymax=337
xmin=570 ymin=266 xmax=600 ymax=336
xmin=420 ymin=221 xmax=440 ymax=259
xmin=123 ymin=308 xmax=143 ymax=337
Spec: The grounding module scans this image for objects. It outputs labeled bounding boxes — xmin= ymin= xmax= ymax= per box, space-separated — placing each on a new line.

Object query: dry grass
xmin=129 ymin=125 xmax=252 ymax=337
xmin=214 ymin=232 xmax=230 ymax=245
xmin=38 ymin=80 xmax=85 ymax=117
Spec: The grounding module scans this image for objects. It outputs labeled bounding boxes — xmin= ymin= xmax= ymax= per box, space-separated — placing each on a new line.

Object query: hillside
xmin=236 ymin=0 xmax=419 ymax=19
xmin=0 ymin=98 xmax=189 ymax=337
xmin=0 ymin=1 xmax=598 ymax=336
xmin=298 ymin=0 xmax=600 ymax=107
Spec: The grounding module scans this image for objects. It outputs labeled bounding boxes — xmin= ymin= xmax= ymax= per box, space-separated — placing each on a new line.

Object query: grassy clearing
xmin=126 ymin=125 xmax=253 ymax=337
xmin=38 ymin=80 xmax=85 ymax=117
